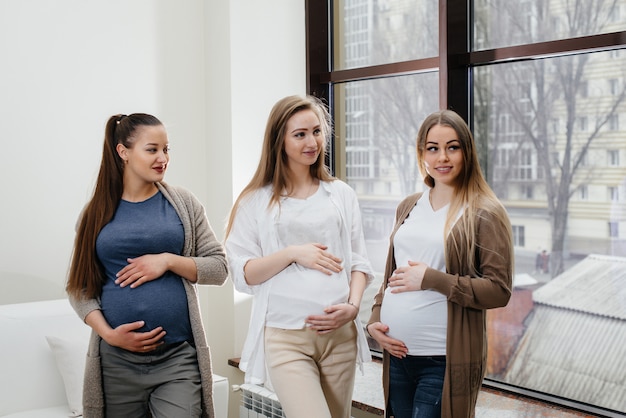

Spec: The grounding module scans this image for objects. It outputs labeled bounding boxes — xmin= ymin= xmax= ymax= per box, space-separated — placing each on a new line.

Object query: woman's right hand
xmin=104 ymin=321 xmax=166 ymax=353
xmin=367 ymin=322 xmax=408 ymax=358
xmin=291 ymin=243 xmax=343 ymax=275
xmin=243 ymin=242 xmax=344 ymax=285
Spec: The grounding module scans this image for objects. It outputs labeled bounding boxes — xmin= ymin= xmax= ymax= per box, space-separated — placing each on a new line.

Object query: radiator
xmin=239 ymin=383 xmax=286 ymax=418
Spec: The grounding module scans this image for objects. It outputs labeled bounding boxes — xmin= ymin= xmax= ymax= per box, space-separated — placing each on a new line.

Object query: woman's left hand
xmin=388 ymin=260 xmax=428 ymax=293
xmin=305 ymin=303 xmax=358 ymax=335
xmin=115 ymin=254 xmax=169 ymax=288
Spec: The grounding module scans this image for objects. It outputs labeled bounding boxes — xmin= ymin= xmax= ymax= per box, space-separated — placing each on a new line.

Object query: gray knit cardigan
xmin=69 ymin=182 xmax=229 ymax=418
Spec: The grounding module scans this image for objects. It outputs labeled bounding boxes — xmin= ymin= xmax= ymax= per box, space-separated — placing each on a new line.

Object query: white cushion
xmin=1 ymin=405 xmax=74 ymax=418
xmin=0 ymin=299 xmax=90 ymax=416
xmin=45 ymin=335 xmax=88 ymax=417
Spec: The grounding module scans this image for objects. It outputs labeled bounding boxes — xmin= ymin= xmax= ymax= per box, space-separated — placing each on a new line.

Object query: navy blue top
xmin=97 ymin=191 xmax=193 ymax=345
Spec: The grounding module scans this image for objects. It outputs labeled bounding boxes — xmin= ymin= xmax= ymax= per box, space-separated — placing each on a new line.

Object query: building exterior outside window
xmin=308 ymin=0 xmax=626 ymax=414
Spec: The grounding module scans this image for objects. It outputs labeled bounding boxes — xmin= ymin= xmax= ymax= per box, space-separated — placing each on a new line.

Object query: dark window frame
xmin=306 ymin=1 xmax=626 ymax=119
xmin=305 ymin=0 xmax=626 ymax=416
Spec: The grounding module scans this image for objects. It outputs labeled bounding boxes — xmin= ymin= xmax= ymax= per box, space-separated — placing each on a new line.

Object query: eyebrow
xmin=290 ymin=125 xmax=321 ymax=134
xmin=426 ymin=139 xmax=460 ymax=144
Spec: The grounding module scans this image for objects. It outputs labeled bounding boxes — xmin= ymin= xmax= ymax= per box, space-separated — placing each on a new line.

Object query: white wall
xmin=204 ymin=0 xmax=306 ymax=415
xmin=0 ymin=1 xmax=305 ymax=416
xmin=0 ymin=0 xmax=165 ymax=302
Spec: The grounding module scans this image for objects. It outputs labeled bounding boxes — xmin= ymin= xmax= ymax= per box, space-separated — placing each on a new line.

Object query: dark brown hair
xmin=66 ymin=113 xmax=162 ymax=299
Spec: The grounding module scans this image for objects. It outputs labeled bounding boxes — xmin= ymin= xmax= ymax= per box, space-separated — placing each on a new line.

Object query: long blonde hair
xmin=225 ymin=95 xmax=334 ymax=238
xmin=416 ymin=110 xmax=513 ymax=276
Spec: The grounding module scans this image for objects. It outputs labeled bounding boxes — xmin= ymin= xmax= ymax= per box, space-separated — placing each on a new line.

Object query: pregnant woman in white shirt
xmin=225 ymin=95 xmax=374 ymax=418
xmin=367 ymin=110 xmax=513 ymax=418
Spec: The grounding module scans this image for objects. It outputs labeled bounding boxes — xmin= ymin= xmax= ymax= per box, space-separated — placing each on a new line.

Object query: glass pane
xmin=474 ymin=0 xmax=626 ymax=50
xmin=334 ymin=0 xmax=438 ymax=70
xmin=334 ymin=72 xmax=440 ymax=334
xmin=475 ymin=51 xmax=626 ymax=414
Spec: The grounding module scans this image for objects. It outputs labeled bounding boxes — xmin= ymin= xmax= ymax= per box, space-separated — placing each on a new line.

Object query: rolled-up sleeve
xmin=422 ymin=208 xmax=513 ymax=309
xmin=336 ymin=181 xmax=374 ymax=285
xmin=68 ymin=293 xmax=101 ymax=323
xmin=225 ymin=195 xmax=264 ymax=295
xmin=189 ymin=195 xmax=229 ymax=285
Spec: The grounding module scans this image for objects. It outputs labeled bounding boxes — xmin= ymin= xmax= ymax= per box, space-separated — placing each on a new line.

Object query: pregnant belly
xmin=380 ymin=288 xmax=447 ymax=354
xmin=101 ymin=276 xmax=189 ymax=335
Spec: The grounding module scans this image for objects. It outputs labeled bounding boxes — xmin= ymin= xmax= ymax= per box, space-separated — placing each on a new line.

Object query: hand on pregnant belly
xmin=115 ymin=254 xmax=168 ymax=288
xmin=305 ymin=303 xmax=355 ymax=335
xmin=367 ymin=322 xmax=408 ymax=359
xmin=388 ymin=260 xmax=428 ymax=293
xmin=108 ymin=320 xmax=167 ymax=353
xmin=291 ymin=243 xmax=343 ymax=275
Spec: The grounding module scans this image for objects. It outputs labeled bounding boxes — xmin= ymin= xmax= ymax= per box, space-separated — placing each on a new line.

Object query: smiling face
xmin=423 ymin=124 xmax=464 ymax=187
xmin=117 ymin=124 xmax=170 ymax=186
xmin=283 ymin=109 xmax=324 ymax=172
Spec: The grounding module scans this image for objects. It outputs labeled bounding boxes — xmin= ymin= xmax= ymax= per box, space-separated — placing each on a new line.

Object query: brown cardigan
xmin=368 ymin=192 xmax=512 ymax=418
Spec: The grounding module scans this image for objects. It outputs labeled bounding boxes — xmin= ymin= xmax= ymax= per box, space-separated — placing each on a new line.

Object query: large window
xmin=306 ymin=0 xmax=626 ymax=416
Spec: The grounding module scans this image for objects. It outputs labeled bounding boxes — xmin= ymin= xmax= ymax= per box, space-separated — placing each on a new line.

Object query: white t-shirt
xmin=380 ymin=189 xmax=448 ymax=355
xmin=266 ymin=186 xmax=349 ymax=329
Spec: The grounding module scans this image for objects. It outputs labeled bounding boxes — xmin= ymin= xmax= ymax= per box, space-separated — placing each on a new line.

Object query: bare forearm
xmin=84 ymin=309 xmax=114 ymax=342
xmin=348 ymin=271 xmax=367 ymax=308
xmin=243 ymin=248 xmax=294 ymax=285
xmin=244 ymin=243 xmax=344 ymax=286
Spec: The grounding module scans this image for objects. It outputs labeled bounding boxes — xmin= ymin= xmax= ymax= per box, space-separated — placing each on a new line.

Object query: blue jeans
xmin=388 ymin=354 xmax=446 ymax=418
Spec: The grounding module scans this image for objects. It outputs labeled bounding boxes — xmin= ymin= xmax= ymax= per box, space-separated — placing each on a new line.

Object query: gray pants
xmin=100 ymin=340 xmax=202 ymax=418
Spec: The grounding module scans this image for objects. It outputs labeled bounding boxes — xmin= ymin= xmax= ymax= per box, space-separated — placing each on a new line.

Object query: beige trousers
xmin=264 ymin=322 xmax=358 ymax=418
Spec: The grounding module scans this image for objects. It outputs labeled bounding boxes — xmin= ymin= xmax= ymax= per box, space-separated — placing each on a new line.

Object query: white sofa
xmin=0 ymin=299 xmax=228 ymax=418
